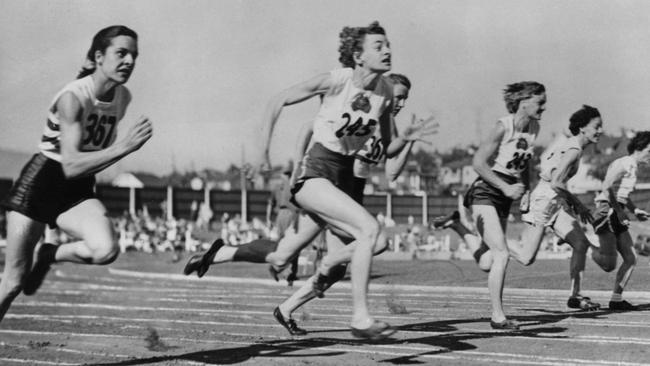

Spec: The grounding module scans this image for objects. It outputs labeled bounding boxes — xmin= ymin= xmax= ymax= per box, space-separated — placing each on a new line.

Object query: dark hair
xmin=569 ymin=105 xmax=601 ymax=135
xmin=503 ymin=81 xmax=545 ymax=113
xmin=387 ymin=73 xmax=411 ymax=89
xmin=77 ymin=25 xmax=138 ymax=79
xmin=338 ymin=21 xmax=386 ymax=68
xmin=627 ymin=131 xmax=650 ymax=154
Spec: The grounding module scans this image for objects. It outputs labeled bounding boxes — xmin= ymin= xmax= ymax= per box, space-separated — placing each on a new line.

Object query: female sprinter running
xmin=436 ymin=106 xmax=608 ymax=311
xmin=591 ymin=131 xmax=650 ymax=310
xmin=187 ymin=21 xmax=398 ymax=340
xmin=0 ymin=25 xmax=152 ymax=322
xmin=272 ymin=73 xmax=437 ymax=335
xmin=463 ymin=81 xmax=546 ymax=330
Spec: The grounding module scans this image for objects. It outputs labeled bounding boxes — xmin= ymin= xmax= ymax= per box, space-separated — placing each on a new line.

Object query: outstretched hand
xmin=402 ymin=114 xmax=439 ymax=145
xmin=124 ymin=115 xmax=153 ymax=153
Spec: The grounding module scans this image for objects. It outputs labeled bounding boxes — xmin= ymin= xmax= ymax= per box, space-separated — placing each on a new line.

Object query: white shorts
xmin=521 ymin=181 xmax=576 ymax=238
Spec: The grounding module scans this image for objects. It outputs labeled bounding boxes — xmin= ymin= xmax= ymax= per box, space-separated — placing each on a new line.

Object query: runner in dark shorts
xmin=0 ymin=25 xmax=152 ymax=323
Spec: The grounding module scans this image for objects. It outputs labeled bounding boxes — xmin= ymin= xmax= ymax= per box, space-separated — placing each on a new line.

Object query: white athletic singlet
xmin=312 ymin=68 xmax=392 ymax=156
xmin=353 ymin=131 xmax=386 ymax=179
xmin=595 ymin=155 xmax=638 ymax=204
xmin=491 ymin=115 xmax=539 ymax=178
xmin=39 ymin=76 xmax=131 ymax=161
xmin=539 ymin=135 xmax=582 ymax=182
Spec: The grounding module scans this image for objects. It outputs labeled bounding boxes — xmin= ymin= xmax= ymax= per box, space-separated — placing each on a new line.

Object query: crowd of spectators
xmin=1 ymin=204 xmax=648 ymax=264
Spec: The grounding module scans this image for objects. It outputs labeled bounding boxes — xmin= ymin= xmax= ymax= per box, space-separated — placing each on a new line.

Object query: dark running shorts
xmin=291 ymin=142 xmax=357 ymax=205
xmin=0 ymin=153 xmax=96 ymax=227
xmin=463 ymin=170 xmax=518 ymax=219
xmin=592 ymin=201 xmax=629 ymax=235
xmin=350 ymin=176 xmax=366 ymax=205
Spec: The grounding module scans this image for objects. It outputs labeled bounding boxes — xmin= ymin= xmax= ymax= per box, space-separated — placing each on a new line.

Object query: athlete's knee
xmin=622 ymin=251 xmax=637 ymax=267
xmin=599 ymin=255 xmax=617 ymax=272
xmin=90 ymin=242 xmax=119 ymax=264
xmin=491 ymin=246 xmax=509 ymax=264
xmin=373 ymin=232 xmax=389 ymax=255
xmin=520 ymin=255 xmax=536 ymax=266
xmin=356 ymin=218 xmax=380 ymax=245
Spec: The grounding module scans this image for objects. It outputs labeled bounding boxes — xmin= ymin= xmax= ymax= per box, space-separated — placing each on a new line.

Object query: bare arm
xmin=385 ymin=141 xmax=414 ymax=181
xmin=385 ymin=114 xmax=438 ymax=158
xmin=473 ymin=120 xmax=524 ymax=199
xmin=260 ymin=72 xmax=331 ymax=165
xmin=294 ymin=122 xmax=314 ymax=165
xmin=58 ymin=92 xmax=152 ymax=179
xmin=550 ymin=148 xmax=593 ymax=223
xmin=549 ymin=148 xmax=580 ymax=191
xmin=602 ymin=160 xmax=648 ymax=220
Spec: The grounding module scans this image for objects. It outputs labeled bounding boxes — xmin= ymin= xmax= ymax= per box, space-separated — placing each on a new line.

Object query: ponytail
xmin=76 ymin=25 xmax=138 ymax=79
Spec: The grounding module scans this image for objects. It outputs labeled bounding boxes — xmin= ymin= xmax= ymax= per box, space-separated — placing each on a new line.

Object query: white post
xmin=386 ymin=193 xmax=392 ymax=221
xmin=241 ymin=185 xmax=248 ymax=223
xmin=166 ymin=186 xmax=173 ymax=221
xmin=422 ymin=192 xmax=428 ymax=226
xmin=129 ymin=187 xmax=136 ymax=216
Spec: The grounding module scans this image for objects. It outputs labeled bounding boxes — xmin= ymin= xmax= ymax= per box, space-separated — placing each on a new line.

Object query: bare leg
xmin=472 ymin=205 xmax=510 ymax=324
xmin=266 ymin=214 xmax=323 ymax=267
xmin=54 ymin=199 xmax=118 ymax=265
xmin=507 ymin=222 xmax=546 ymax=266
xmin=593 ymin=231 xmax=618 ymax=272
xmin=295 ymin=178 xmax=381 ymax=330
xmin=278 ymin=233 xmax=350 ymax=319
xmin=317 ymin=230 xmax=388 ymax=275
xmin=613 ymin=232 xmax=637 ymax=299
xmin=0 ymin=212 xmax=44 ymax=322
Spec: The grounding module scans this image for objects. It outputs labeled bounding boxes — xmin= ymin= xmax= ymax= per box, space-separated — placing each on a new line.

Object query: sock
xmin=610 ymin=293 xmax=622 ymax=302
xmin=232 ymin=239 xmax=278 ymax=263
xmin=450 ymin=222 xmax=472 ymax=237
xmin=39 ymin=243 xmax=58 ymax=264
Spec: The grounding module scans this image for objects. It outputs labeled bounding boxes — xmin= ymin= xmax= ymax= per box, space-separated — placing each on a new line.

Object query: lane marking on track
xmin=1 ymin=328 xmax=645 ymax=366
xmin=9 ymin=313 xmax=650 ymax=346
xmin=0 ymin=358 xmax=77 ymax=365
xmin=105 ymin=268 xmax=650 ymax=299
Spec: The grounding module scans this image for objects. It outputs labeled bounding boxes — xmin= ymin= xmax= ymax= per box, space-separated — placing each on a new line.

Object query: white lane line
xmin=0 ymin=358 xmax=77 ymax=365
xmin=105 ymin=268 xmax=650 ymax=299
xmin=10 ymin=313 xmax=650 ymax=347
xmin=13 ymin=300 xmax=650 ymax=329
xmin=0 ymin=342 xmax=132 ymax=358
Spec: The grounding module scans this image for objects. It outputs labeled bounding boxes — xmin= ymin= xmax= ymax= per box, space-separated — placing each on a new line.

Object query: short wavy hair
xmin=628 ymin=131 xmax=650 ymax=154
xmin=338 ymin=21 xmax=386 ymax=68
xmin=569 ymin=105 xmax=601 ymax=135
xmin=503 ymin=81 xmax=545 ymax=113
xmin=387 ymin=73 xmax=411 ymax=89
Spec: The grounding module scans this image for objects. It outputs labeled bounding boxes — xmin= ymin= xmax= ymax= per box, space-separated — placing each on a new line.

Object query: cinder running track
xmin=1 ymin=261 xmax=650 ymax=366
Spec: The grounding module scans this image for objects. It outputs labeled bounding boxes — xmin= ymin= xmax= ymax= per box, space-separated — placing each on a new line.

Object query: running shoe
xmin=350 ymin=320 xmax=396 ymax=340
xmin=183 ymin=239 xmax=224 ymax=278
xmin=273 ymin=307 xmax=307 ymax=336
xmin=490 ymin=319 xmax=520 ymax=330
xmin=23 ymin=243 xmax=58 ymax=296
xmin=430 ymin=211 xmax=460 ymax=229
xmin=609 ymin=300 xmax=638 ymax=311
xmin=567 ymin=296 xmax=601 ymax=311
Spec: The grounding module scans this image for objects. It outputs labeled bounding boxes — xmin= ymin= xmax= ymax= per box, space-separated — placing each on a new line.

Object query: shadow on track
xmin=86 ymin=316 xmax=571 ymax=365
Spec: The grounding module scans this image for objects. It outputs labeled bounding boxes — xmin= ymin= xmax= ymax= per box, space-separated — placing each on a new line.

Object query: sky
xmin=2 ymin=0 xmax=650 ymax=177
